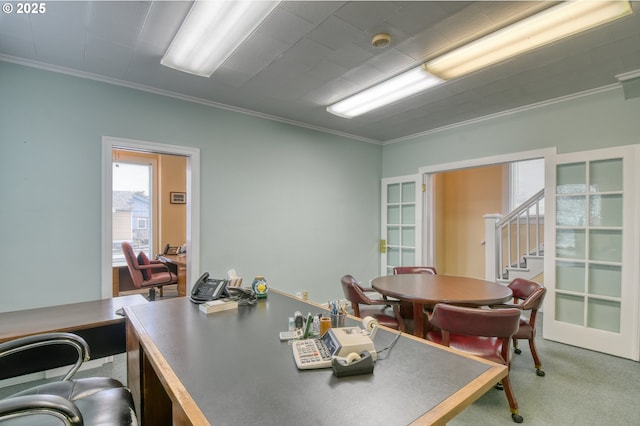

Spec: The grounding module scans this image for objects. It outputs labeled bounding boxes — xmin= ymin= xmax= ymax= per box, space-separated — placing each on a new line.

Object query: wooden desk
xmin=157 ymin=254 xmax=187 ymax=296
xmin=0 ymin=295 xmax=147 ymax=379
xmin=372 ymin=274 xmax=513 ymax=338
xmin=125 ymin=290 xmax=507 ymax=425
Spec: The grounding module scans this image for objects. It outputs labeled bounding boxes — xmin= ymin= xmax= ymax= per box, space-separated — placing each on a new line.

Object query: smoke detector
xmin=371 ymin=33 xmax=391 ymax=48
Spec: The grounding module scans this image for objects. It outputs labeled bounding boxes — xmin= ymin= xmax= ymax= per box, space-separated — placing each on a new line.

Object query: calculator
xmin=292 ymin=338 xmax=333 ymax=369
xmin=279 ymin=329 xmax=303 ymax=341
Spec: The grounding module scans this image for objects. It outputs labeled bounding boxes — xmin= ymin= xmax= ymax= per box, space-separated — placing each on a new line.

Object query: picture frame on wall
xmin=170 ymin=192 xmax=186 ymax=204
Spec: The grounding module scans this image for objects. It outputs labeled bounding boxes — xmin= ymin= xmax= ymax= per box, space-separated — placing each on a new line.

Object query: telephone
xmin=163 ymin=243 xmax=181 ymax=255
xmin=190 ymin=273 xmax=231 ymax=304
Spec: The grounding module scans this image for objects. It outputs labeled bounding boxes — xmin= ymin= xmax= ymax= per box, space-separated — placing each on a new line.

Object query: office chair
xmin=340 ymin=275 xmax=405 ymax=332
xmin=392 ymin=266 xmax=437 ymax=275
xmin=491 ymin=278 xmax=547 ymax=377
xmin=121 ymin=241 xmax=177 ymax=301
xmin=0 ymin=332 xmax=137 ymax=425
xmin=426 ymin=303 xmax=523 ymax=423
xmin=393 ymin=266 xmax=438 ymax=326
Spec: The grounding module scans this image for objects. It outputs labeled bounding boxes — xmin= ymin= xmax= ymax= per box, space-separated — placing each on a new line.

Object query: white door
xmin=380 ymin=175 xmax=422 ymax=275
xmin=543 ymin=145 xmax=640 ymax=360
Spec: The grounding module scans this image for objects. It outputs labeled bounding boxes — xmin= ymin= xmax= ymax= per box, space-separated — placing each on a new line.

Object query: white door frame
xmin=101 ymin=136 xmax=200 ymax=299
xmin=417 ymin=148 xmax=556 ymax=268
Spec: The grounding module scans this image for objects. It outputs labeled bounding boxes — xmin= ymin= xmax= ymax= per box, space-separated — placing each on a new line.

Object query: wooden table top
xmin=0 ymin=294 xmax=148 ymax=343
xmin=372 ymin=274 xmax=513 ymax=306
xmin=157 ymin=254 xmax=187 ymax=267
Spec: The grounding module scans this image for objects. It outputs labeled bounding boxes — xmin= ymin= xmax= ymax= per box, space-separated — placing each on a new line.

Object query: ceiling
xmin=1 ymin=1 xmax=639 ymax=144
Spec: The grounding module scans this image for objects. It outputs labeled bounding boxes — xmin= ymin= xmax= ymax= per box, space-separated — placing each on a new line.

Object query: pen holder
xmin=330 ymin=312 xmax=346 ymax=328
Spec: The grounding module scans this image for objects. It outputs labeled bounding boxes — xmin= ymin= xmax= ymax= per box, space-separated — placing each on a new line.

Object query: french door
xmin=544 ymin=145 xmax=639 ymax=360
xmin=380 ymin=175 xmax=423 ymax=275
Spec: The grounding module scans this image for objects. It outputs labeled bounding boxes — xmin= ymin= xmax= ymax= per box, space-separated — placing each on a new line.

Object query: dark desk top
xmin=0 ymin=295 xmax=147 ymax=343
xmin=126 ymin=290 xmax=506 ymax=425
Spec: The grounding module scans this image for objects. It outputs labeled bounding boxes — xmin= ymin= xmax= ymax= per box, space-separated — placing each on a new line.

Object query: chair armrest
xmin=0 ymin=333 xmax=89 ymax=381
xmin=0 ymin=394 xmax=82 ymax=425
xmin=490 ymin=303 xmax=522 ymax=310
xmin=367 ymin=299 xmax=401 ymax=307
xmin=137 ymin=263 xmax=170 ymax=273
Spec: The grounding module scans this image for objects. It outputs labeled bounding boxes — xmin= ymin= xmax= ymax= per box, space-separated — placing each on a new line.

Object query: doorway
xmin=419 ymin=148 xmax=554 ymax=273
xmin=101 ymin=136 xmax=200 ymax=299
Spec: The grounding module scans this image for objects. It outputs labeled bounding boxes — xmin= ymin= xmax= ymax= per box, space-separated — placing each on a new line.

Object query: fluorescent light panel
xmin=327 ymin=0 xmax=632 ymax=119
xmin=425 ymin=0 xmax=633 ymax=80
xmin=161 ymin=1 xmax=280 ymax=77
xmin=326 ymin=67 xmax=442 ymax=118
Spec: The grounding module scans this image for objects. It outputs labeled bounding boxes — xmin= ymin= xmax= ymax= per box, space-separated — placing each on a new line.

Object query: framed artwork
xmin=170 ymin=192 xmax=186 ymax=204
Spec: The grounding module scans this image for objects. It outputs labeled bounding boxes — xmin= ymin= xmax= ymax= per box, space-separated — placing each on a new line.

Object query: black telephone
xmin=163 ymin=243 xmax=181 ymax=255
xmin=190 ymin=273 xmax=231 ymax=304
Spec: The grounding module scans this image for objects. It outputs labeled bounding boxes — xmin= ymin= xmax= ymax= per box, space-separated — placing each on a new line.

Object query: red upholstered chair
xmin=393 ymin=266 xmax=438 ymax=325
xmin=492 ymin=278 xmax=547 ymax=377
xmin=121 ymin=242 xmax=177 ymax=301
xmin=392 ymin=266 xmax=437 ymax=275
xmin=340 ymin=275 xmax=405 ymax=332
xmin=426 ymin=303 xmax=523 ymax=423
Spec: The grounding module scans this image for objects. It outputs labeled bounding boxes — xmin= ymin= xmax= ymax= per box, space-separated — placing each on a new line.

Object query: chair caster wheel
xmin=514 ymin=348 xmax=522 ymax=354
xmin=495 ymin=382 xmax=504 ymax=391
xmin=512 ymin=413 xmax=524 ymax=423
xmin=536 ymin=369 xmax=546 ymax=377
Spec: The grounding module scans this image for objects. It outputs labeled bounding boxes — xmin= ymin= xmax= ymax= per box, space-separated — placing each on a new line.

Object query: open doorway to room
xmin=101 ymin=137 xmax=200 ymax=300
xmin=111 ymin=149 xmax=187 ymax=298
xmin=420 ymin=149 xmax=552 ymax=281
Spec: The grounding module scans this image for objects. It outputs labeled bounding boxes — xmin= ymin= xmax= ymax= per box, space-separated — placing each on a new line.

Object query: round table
xmin=371 ymin=274 xmax=513 ymax=337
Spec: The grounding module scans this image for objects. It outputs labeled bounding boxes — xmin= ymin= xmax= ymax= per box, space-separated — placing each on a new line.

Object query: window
xmin=510 ymin=158 xmax=545 ymax=214
xmin=112 ymin=160 xmax=153 ymax=265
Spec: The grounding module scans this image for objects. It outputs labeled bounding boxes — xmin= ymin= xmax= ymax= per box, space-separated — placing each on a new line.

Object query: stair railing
xmin=484 ymin=189 xmax=544 ymax=282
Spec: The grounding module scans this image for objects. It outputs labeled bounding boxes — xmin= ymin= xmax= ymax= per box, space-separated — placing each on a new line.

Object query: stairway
xmin=485 ymin=189 xmax=545 ymax=284
xmin=500 ymin=251 xmax=544 ymax=283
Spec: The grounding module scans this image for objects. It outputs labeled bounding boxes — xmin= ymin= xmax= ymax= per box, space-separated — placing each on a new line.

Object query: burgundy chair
xmin=392 ymin=266 xmax=437 ymax=275
xmin=393 ymin=266 xmax=438 ymax=326
xmin=426 ymin=303 xmax=523 ymax=423
xmin=121 ymin=242 xmax=177 ymax=301
xmin=340 ymin=275 xmax=405 ymax=332
xmin=492 ymin=278 xmax=547 ymax=377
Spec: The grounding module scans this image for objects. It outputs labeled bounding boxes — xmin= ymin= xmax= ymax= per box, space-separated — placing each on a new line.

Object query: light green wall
xmin=383 ymin=88 xmax=640 ymax=177
xmin=4 ymin=59 xmax=640 ymax=313
xmin=0 ymin=61 xmax=382 ymax=312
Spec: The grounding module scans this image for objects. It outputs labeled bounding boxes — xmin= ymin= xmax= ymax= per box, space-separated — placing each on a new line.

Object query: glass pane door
xmin=545 ymin=146 xmax=639 ymax=360
xmin=381 ymin=175 xmax=422 ymax=275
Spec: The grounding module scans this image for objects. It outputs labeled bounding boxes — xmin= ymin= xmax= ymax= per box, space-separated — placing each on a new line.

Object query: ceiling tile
xmin=1 ymin=1 xmax=639 ymax=143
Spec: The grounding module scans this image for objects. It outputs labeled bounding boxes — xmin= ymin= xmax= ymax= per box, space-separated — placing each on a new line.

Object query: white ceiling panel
xmin=0 ymin=1 xmax=639 ymax=143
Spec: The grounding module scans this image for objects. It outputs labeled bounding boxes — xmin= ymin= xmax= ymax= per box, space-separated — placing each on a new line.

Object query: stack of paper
xmin=226 ymin=269 xmax=243 ymax=287
xmin=199 ymin=299 xmax=239 ymax=314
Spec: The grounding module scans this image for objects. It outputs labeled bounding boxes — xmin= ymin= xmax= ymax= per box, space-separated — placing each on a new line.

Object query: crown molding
xmin=383 ymin=83 xmax=621 ymax=145
xmin=0 ymin=55 xmax=381 ymax=145
xmin=1 ymin=54 xmax=629 ymax=147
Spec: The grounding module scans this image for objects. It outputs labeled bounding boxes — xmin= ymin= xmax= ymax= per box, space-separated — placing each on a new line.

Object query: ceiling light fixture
xmin=327 ymin=0 xmax=632 ymax=119
xmin=326 ymin=66 xmax=442 ymax=119
xmin=371 ymin=33 xmax=391 ymax=48
xmin=425 ymin=0 xmax=633 ymax=80
xmin=161 ymin=0 xmax=281 ymax=77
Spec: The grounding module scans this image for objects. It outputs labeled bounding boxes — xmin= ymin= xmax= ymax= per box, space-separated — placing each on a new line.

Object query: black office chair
xmin=0 ymin=332 xmax=138 ymax=425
